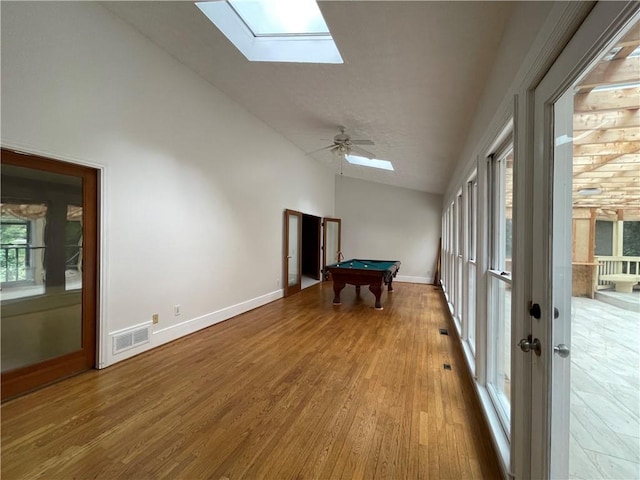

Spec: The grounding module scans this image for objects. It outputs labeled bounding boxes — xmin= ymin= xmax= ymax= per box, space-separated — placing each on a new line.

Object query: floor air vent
xmin=112 ymin=326 xmax=150 ymax=355
xmin=443 ymin=364 xmax=452 ymax=370
xmin=439 ymin=328 xmax=449 ymax=335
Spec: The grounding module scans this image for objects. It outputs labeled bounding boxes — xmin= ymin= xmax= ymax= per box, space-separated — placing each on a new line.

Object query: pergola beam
xmin=576 ymin=57 xmax=640 ymax=91
xmin=573 ymin=109 xmax=640 ymax=131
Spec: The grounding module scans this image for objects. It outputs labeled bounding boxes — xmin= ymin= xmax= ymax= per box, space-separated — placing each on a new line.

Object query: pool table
xmin=323 ymin=259 xmax=401 ymax=310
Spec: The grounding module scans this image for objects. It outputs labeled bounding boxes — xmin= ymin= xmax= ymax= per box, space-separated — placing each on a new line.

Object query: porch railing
xmin=1 ymin=245 xmax=81 ymax=284
xmin=595 ymin=255 xmax=640 ymax=289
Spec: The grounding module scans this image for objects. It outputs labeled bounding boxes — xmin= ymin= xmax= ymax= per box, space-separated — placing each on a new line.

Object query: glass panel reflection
xmin=326 ymin=221 xmax=339 ymax=264
xmin=287 ymin=213 xmax=299 ymax=287
xmin=1 ymin=165 xmax=83 ymax=372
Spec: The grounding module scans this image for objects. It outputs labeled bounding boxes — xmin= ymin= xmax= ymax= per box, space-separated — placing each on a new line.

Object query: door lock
xmin=553 ymin=344 xmax=570 ymax=358
xmin=518 ymin=335 xmax=542 ymax=356
xmin=529 ymin=303 xmax=541 ymax=319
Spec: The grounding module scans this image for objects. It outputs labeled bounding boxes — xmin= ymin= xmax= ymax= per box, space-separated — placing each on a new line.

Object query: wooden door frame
xmin=1 ymin=149 xmax=99 ymax=401
xmin=284 ymin=209 xmax=302 ymax=297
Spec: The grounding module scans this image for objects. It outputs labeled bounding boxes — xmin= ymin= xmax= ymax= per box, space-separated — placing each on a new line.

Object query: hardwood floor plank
xmin=1 ymin=282 xmax=501 ymax=479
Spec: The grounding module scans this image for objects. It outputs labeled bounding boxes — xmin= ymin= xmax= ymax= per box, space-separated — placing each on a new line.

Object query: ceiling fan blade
xmin=351 ymin=146 xmax=376 ymax=158
xmin=306 ymin=144 xmax=335 ymax=155
xmin=351 ymin=139 xmax=374 ymax=146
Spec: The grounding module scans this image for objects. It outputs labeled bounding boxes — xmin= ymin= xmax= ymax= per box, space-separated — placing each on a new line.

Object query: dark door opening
xmin=302 ymin=214 xmax=321 ymax=281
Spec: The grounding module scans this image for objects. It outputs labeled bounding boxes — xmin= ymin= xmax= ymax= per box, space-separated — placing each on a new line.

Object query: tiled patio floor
xmin=570 ymin=294 xmax=640 ymax=479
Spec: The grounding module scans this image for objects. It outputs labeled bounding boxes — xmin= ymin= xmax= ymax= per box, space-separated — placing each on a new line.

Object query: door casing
xmin=1 ymin=148 xmax=100 ymax=401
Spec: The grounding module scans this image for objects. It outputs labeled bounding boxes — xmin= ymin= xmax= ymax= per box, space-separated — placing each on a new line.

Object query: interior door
xmin=323 ymin=217 xmax=341 ymax=271
xmin=529 ymin=4 xmax=637 ymax=478
xmin=1 ymin=149 xmax=98 ymax=400
xmin=284 ymin=209 xmax=302 ymax=296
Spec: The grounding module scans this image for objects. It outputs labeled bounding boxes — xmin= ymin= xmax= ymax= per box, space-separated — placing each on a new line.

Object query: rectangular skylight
xmin=346 ymin=155 xmax=395 ymax=171
xmin=195 ymin=0 xmax=343 ymax=63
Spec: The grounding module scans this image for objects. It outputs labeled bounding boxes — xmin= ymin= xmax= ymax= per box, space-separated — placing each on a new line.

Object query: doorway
xmin=284 ymin=210 xmax=341 ymax=297
xmin=301 ymin=214 xmax=321 ymax=289
xmin=1 ymin=149 xmax=99 ymax=401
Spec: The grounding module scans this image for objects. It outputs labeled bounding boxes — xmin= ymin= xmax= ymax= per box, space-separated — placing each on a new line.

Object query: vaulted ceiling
xmin=101 ymin=1 xmax=514 ymax=194
xmin=101 ymin=2 xmax=638 ymax=220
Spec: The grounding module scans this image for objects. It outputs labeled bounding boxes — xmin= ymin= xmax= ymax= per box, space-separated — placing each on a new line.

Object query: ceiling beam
xmin=573 ymin=109 xmax=640 ymax=131
xmin=573 ymin=127 xmax=640 ymax=145
xmin=573 ymin=142 xmax=639 ymax=156
xmin=574 ymin=87 xmax=640 ymax=112
xmin=576 ymin=57 xmax=640 ymax=91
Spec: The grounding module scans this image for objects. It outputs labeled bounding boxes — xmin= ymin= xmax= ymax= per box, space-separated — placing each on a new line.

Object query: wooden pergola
xmin=572 ymin=23 xmax=640 ymax=297
xmin=572 ymin=24 xmax=639 ymax=222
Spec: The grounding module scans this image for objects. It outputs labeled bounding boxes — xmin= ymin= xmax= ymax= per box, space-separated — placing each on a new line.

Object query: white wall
xmin=444 ymin=0 xmax=555 ymax=199
xmin=335 ymin=176 xmax=442 ymax=283
xmin=1 ymin=2 xmax=335 ymax=367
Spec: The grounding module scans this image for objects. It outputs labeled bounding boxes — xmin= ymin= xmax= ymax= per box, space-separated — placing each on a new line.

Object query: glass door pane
xmin=284 ymin=209 xmax=302 ymax=296
xmin=324 ymin=218 xmax=341 ymax=266
xmin=530 ymin=7 xmax=639 ymax=478
xmin=288 ymin=213 xmax=299 ymax=287
xmin=1 ymin=165 xmax=84 ymax=371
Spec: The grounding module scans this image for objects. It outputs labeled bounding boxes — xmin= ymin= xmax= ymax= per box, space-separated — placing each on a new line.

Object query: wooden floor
xmin=1 ymin=282 xmax=501 ymax=480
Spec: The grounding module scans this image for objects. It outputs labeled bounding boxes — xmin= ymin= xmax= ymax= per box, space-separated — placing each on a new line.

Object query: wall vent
xmin=112 ymin=325 xmax=150 ymax=355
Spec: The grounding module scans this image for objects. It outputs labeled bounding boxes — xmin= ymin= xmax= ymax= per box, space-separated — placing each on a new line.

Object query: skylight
xmin=195 ymin=0 xmax=343 ymax=63
xmin=346 ymin=155 xmax=395 ymax=171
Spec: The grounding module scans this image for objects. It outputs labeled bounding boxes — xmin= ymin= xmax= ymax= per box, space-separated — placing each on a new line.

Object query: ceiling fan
xmin=311 ymin=127 xmax=376 ymax=159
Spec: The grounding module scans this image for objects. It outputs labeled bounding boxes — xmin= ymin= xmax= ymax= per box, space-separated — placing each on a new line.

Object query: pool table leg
xmin=369 ymin=283 xmax=383 ymax=310
xmin=332 ymin=281 xmax=345 ymax=305
xmin=387 ymin=278 xmax=394 ymax=292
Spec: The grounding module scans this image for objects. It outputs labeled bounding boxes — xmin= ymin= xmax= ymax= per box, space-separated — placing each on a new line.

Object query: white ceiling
xmin=102 ymin=1 xmax=514 ymax=194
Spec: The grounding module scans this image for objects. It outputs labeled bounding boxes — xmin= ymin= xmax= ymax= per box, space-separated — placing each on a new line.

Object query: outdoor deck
xmin=570 ymin=292 xmax=639 ymax=479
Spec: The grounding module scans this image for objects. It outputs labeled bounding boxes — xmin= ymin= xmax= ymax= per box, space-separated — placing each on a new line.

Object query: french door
xmin=284 ymin=212 xmax=342 ymax=295
xmin=284 ymin=209 xmax=302 ymax=297
xmin=322 ymin=217 xmax=341 ymax=269
xmin=1 ymin=149 xmax=99 ymax=400
xmin=528 ymin=3 xmax=638 ymax=478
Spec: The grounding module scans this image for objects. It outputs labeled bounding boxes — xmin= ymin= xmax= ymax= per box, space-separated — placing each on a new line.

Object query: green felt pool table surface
xmin=326 ymin=259 xmax=400 ymax=271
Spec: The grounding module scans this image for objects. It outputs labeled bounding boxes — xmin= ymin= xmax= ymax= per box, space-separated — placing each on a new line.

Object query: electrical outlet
xmin=152 ymin=313 xmax=159 ymax=324
xmin=174 ymin=305 xmax=181 ymax=316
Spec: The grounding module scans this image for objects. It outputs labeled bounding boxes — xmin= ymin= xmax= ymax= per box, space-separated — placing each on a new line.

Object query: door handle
xmin=553 ymin=344 xmax=570 ymax=358
xmin=518 ymin=335 xmax=542 ymax=356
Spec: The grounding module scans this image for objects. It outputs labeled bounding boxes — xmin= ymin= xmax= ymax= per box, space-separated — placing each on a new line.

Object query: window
xmin=1 ymin=219 xmax=30 ymax=283
xmin=466 ymin=176 xmax=478 ymax=354
xmin=623 ymin=221 xmax=640 ymax=257
xmin=487 ymin=142 xmax=514 ymax=435
xmin=455 ymin=191 xmax=463 ymax=330
xmin=195 ymin=0 xmax=343 ymax=64
xmin=345 ymin=155 xmax=394 ymax=171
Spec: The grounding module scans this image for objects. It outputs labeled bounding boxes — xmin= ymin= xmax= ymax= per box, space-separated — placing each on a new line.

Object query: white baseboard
xmin=103 ymin=289 xmax=283 ymax=367
xmin=396 ymin=275 xmax=432 ymax=284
